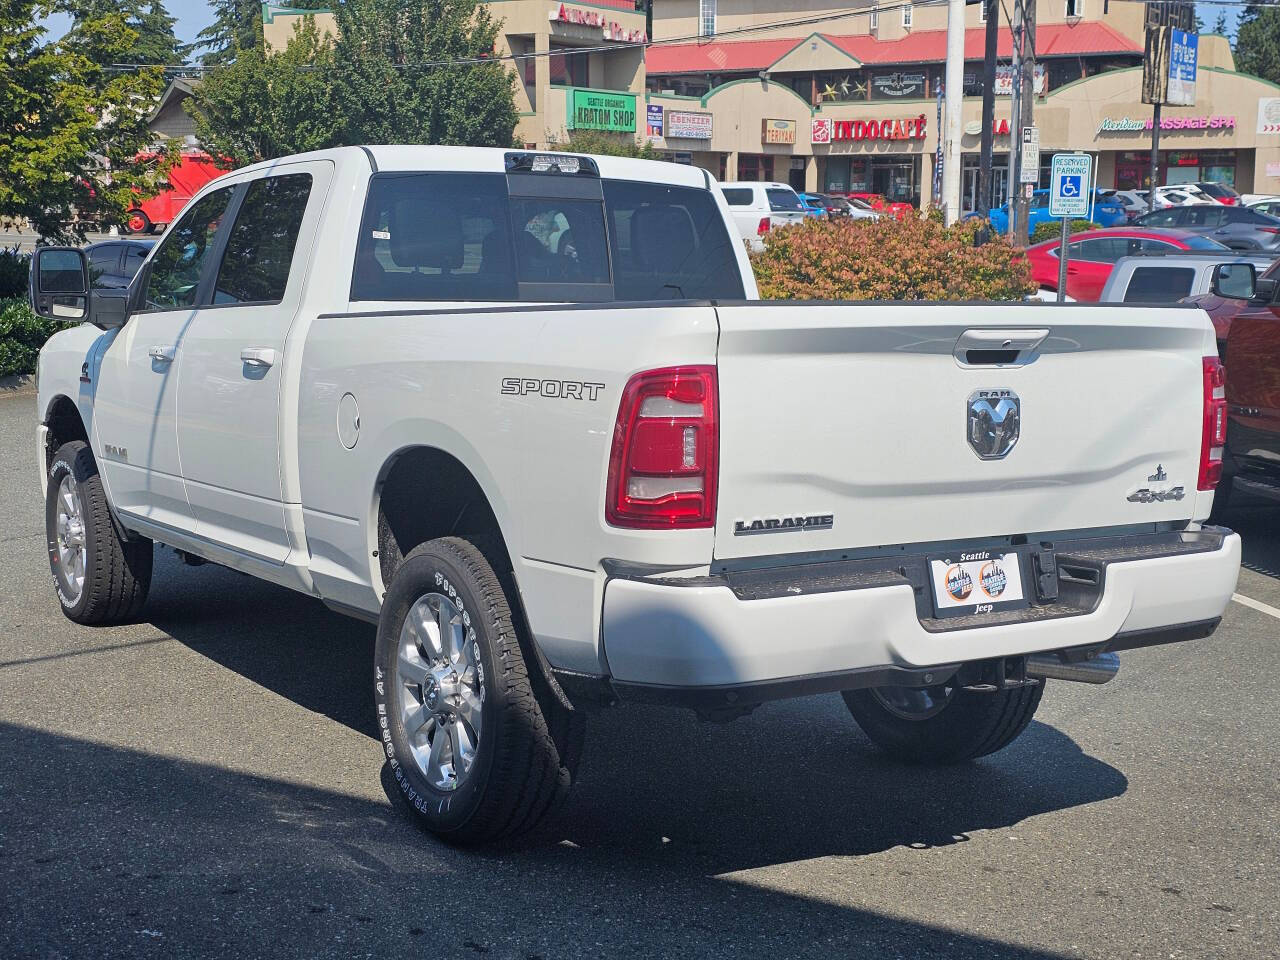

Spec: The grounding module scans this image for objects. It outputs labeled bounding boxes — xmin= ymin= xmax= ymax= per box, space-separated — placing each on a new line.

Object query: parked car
xmin=1184 ymin=260 xmax=1280 ymax=507
xmin=124 ymin=152 xmax=227 ymax=235
xmin=987 ymin=189 xmax=1126 ymax=238
xmin=29 ymin=145 xmax=1239 ymax=845
xmin=1134 ymin=203 xmax=1280 ymax=252
xmin=719 ymin=181 xmax=809 ymax=251
xmin=844 ymin=192 xmax=914 ymax=219
xmin=798 ymin=193 xmax=832 ymax=218
xmin=1103 ymin=189 xmax=1151 ymax=221
xmin=1191 ymin=181 xmax=1240 ymax=206
xmin=1247 ymin=197 xmax=1280 ymax=219
xmin=1098 ymin=251 xmax=1275 ymax=304
xmin=1023 ymin=227 xmax=1228 ymax=301
xmin=1153 ymin=185 xmax=1216 ymax=207
xmin=85 ymin=239 xmax=155 ymax=289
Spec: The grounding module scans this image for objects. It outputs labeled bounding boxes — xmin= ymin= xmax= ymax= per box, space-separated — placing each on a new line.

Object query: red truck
xmin=1189 ymin=260 xmax=1280 ymax=507
xmin=124 ymin=153 xmax=226 ymax=235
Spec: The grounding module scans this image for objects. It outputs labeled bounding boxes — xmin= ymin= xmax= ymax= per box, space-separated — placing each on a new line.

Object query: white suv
xmin=718 ymin=181 xmax=809 ymax=251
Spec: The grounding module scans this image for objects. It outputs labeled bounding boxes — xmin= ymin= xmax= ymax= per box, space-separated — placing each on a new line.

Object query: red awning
xmin=646 ymin=23 xmax=1140 ymax=75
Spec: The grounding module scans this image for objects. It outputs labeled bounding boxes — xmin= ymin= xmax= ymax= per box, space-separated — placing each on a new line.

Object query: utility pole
xmin=1007 ymin=0 xmax=1023 ymax=238
xmin=1149 ymin=101 xmax=1161 ymax=212
xmin=942 ymin=0 xmax=965 ymax=223
xmin=1012 ymin=0 xmax=1036 ymax=247
xmin=977 ymin=0 xmax=999 ymax=217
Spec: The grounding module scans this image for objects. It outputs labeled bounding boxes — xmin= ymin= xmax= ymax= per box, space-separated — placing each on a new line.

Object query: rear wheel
xmin=45 ymin=441 xmax=152 ymax=624
xmin=843 ymin=680 xmax=1044 ymax=764
xmin=374 ymin=537 xmax=583 ymax=844
xmin=124 ymin=210 xmax=151 ymax=235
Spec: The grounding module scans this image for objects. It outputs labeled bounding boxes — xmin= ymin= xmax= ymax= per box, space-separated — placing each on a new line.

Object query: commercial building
xmin=261 ymin=1 xmax=1280 ymax=204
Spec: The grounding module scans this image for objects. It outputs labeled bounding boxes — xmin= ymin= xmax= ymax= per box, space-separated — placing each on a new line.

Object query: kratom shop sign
xmin=569 ymin=89 xmax=637 ymax=132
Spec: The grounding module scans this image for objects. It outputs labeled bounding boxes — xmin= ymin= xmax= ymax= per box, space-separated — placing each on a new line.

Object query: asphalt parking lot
xmin=1 ymin=387 xmax=1277 ymax=960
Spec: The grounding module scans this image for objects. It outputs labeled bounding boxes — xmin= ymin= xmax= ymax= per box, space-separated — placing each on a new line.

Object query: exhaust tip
xmin=1026 ymin=651 xmax=1120 ymax=685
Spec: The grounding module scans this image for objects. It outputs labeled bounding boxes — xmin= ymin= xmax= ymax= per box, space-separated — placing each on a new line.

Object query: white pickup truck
xmin=30 ymin=146 xmax=1240 ymax=844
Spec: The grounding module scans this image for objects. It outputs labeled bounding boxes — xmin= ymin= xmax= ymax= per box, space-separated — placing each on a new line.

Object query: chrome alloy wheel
xmin=396 ymin=592 xmax=485 ymax=791
xmin=54 ymin=474 xmax=87 ymax=602
xmin=871 ymin=682 xmax=957 ymax=721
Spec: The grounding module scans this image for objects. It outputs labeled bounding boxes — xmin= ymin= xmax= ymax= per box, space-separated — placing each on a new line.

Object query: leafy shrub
xmin=0 ymin=297 xmax=60 ymax=378
xmin=751 ymin=215 xmax=1036 ymax=301
xmin=0 ymin=246 xmax=30 ymax=300
xmin=1030 ymin=219 xmax=1099 ymax=244
xmin=545 ymin=128 xmax=658 ymax=159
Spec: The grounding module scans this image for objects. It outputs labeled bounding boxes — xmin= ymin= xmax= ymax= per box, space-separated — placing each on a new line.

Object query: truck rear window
xmin=1122 ymin=266 xmax=1195 ymax=303
xmin=352 ymin=172 xmax=744 ymax=302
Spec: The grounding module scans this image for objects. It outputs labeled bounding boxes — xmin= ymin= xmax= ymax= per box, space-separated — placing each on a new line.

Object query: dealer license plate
xmin=928 ymin=549 xmax=1028 ymax=618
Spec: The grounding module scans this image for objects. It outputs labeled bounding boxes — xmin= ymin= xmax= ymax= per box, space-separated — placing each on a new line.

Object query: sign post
xmin=1050 ymin=152 xmax=1094 ymax=303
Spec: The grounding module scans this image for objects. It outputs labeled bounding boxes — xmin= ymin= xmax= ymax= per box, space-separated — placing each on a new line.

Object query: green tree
xmin=0 ymin=0 xmax=173 ymax=239
xmin=191 ymin=0 xmax=330 ymax=63
xmin=1213 ymin=12 xmax=1229 ymax=36
xmin=547 ymin=128 xmax=659 ymax=158
xmin=329 ymin=0 xmax=518 ymax=147
xmin=1235 ymin=8 xmax=1280 ymax=84
xmin=187 ymin=18 xmax=340 ymax=166
xmin=134 ymin=0 xmax=182 ymax=65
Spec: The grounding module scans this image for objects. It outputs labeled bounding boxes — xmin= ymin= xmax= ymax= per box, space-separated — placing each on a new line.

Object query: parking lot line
xmin=1232 ymin=592 xmax=1280 ymax=620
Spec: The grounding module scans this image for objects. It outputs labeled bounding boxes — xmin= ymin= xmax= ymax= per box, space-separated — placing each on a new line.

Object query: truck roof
xmin=226 ymin=145 xmax=714 ymax=189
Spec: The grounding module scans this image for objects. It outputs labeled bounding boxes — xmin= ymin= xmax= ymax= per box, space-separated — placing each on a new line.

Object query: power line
xmin=101 ymin=0 xmax=953 ymax=74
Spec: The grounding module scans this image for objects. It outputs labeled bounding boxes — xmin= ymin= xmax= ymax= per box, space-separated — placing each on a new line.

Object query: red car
xmin=125 ymin=152 xmax=227 ymax=235
xmin=841 ymin=192 xmax=915 ymax=220
xmin=1187 ymin=259 xmax=1280 ymax=507
xmin=1024 ymin=227 xmax=1230 ymax=302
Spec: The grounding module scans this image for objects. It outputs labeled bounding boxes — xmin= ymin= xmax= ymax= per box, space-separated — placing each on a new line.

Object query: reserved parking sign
xmin=1049 ymin=153 xmax=1093 ymax=219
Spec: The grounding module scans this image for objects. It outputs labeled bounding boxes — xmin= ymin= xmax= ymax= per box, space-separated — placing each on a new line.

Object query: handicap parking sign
xmin=1050 ymin=154 xmax=1092 ymax=218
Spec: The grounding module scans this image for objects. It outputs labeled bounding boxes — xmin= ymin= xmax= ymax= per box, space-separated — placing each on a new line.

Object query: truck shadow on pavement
xmin=143 ymin=549 xmax=1128 ymax=875
xmin=1 ymin=721 xmax=1084 ymax=960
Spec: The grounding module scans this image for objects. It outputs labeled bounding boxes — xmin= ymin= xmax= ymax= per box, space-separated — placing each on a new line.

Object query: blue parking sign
xmin=1049 ymin=153 xmax=1092 ymax=218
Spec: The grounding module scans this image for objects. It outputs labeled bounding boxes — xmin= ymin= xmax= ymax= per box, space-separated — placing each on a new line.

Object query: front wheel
xmin=45 ymin=441 xmax=152 ymax=624
xmin=843 ymin=679 xmax=1044 ymax=764
xmin=374 ymin=538 xmax=583 ymax=844
xmin=124 ymin=210 xmax=151 ymax=235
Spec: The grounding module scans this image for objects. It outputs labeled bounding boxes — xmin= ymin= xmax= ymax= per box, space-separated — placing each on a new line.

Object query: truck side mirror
xmin=1255 ymin=277 xmax=1279 ymax=304
xmin=29 ymin=247 xmax=89 ymax=323
xmin=1212 ymin=262 xmax=1257 ymax=301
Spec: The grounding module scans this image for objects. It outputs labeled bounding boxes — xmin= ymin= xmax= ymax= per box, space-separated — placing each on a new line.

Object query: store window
xmin=1065 ymin=0 xmax=1083 ymax=17
xmin=979 ymin=0 xmax=988 ymax=22
xmin=902 ymin=4 xmax=913 ymax=28
xmin=550 ymin=46 xmax=589 ymax=86
xmin=870 ymin=8 xmax=878 ymax=31
xmin=699 ymin=0 xmax=716 ymax=37
xmin=737 ymin=155 xmax=774 ymax=182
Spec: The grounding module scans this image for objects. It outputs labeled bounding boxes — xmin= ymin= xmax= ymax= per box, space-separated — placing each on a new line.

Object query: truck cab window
xmin=141 ymin=186 xmax=234 ymax=311
xmin=212 ymin=173 xmax=313 ymax=304
xmin=509 ymin=197 xmax=610 ymax=285
xmin=352 ymin=173 xmax=517 ymax=302
xmin=604 ymin=180 xmax=745 ymax=300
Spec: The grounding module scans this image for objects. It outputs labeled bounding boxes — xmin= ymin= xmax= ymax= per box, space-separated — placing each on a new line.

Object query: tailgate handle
xmin=954 ymin=329 xmax=1049 ymax=368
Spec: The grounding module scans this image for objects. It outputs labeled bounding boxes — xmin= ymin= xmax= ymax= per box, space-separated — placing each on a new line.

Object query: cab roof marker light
xmin=504 ymin=152 xmax=599 ymax=177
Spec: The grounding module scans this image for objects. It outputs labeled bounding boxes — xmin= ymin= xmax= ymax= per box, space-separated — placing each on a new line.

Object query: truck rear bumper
xmin=599 ymin=528 xmax=1240 ymax=698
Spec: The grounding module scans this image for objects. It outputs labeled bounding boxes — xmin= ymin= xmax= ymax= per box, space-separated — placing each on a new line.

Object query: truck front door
xmin=174 ymin=162 xmax=329 ymax=563
xmin=92 ymin=185 xmax=237 ymax=532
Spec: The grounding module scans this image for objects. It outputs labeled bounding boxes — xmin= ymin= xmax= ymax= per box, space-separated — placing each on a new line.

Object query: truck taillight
xmin=1199 ymin=356 xmax=1227 ymax=491
xmin=757 ymin=217 xmax=771 ymax=236
xmin=606 ymin=366 xmax=718 ymax=529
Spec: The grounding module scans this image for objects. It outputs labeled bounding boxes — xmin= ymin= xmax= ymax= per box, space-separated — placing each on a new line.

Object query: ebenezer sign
xmin=568 ymin=89 xmax=637 ymax=132
xmin=812 ymin=116 xmax=927 ymax=143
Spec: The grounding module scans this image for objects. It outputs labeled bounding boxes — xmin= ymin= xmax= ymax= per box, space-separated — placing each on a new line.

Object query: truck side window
xmin=352 ymin=173 xmax=517 ymax=301
xmin=141 ymin=186 xmax=235 ymax=311
xmin=212 ymin=173 xmax=312 ymax=304
xmin=721 ymin=188 xmax=753 ymax=206
xmin=604 ymin=180 xmax=745 ymax=300
xmin=1122 ymin=266 xmax=1195 ymax=303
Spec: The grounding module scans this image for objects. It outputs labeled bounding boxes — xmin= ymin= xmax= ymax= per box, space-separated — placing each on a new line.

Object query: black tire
xmin=45 ymin=441 xmax=152 ymax=625
xmin=374 ymin=537 xmax=583 ymax=844
xmin=843 ymin=681 xmax=1044 ymax=764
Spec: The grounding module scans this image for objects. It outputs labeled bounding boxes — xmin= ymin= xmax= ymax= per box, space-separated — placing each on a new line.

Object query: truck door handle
xmin=147 ymin=345 xmax=176 ymax=363
xmin=240 ymin=347 xmax=277 ymax=368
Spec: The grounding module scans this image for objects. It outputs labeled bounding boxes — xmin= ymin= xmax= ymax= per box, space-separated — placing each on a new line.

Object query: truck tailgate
xmin=712 ymin=303 xmax=1215 ymax=561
